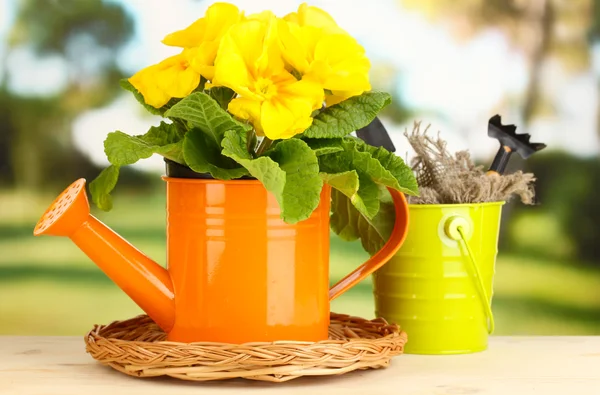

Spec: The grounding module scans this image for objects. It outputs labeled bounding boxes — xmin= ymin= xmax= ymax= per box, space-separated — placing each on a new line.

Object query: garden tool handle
xmin=329 ymin=188 xmax=409 ymax=301
xmin=445 ymin=216 xmax=495 ymax=334
xmin=487 ymin=145 xmax=513 ymax=176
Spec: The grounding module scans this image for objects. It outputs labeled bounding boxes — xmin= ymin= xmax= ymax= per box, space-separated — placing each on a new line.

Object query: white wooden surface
xmin=0 ymin=336 xmax=599 ymax=395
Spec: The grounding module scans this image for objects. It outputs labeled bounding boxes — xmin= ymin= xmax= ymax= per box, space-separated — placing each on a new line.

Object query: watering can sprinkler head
xmin=33 ymin=178 xmax=90 ymax=237
xmin=486 ymin=114 xmax=546 ymax=175
xmin=33 ymin=178 xmax=175 ymax=332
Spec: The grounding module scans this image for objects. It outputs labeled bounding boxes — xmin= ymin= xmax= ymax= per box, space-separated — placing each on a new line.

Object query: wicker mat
xmin=84 ymin=313 xmax=407 ymax=383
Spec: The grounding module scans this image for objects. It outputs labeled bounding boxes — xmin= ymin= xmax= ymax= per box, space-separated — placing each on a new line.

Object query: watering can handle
xmin=445 ymin=216 xmax=495 ymax=334
xmin=328 ymin=188 xmax=409 ymax=301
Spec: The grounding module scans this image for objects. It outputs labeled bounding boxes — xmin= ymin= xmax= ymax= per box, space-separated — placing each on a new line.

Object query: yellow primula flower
xmin=283 ymin=3 xmax=343 ymax=34
xmin=161 ymin=2 xmax=243 ymax=80
xmin=279 ymin=3 xmax=371 ymax=106
xmin=212 ymin=14 xmax=323 ymax=140
xmin=129 ymin=49 xmax=201 ymax=108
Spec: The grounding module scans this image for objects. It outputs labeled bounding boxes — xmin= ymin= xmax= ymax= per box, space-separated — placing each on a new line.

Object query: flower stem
xmin=256 ymin=137 xmax=273 ymax=156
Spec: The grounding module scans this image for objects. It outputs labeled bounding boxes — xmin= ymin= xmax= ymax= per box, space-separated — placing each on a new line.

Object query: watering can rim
xmin=162 ymin=176 xmax=264 ymax=185
xmin=408 ymin=201 xmax=505 ymax=209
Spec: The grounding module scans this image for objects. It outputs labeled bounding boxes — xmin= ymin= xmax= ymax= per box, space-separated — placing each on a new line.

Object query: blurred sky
xmin=0 ymin=0 xmax=598 ymax=173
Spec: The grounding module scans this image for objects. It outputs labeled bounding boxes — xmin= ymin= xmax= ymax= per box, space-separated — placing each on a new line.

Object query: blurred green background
xmin=1 ymin=0 xmax=599 ymax=335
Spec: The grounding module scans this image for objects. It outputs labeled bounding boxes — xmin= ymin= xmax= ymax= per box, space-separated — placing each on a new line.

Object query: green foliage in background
xmin=0 ymin=0 xmax=134 ymax=190
xmin=1 ymin=0 xmax=599 ymax=338
xmin=506 ymin=151 xmax=600 ymax=265
xmin=1 ymin=188 xmax=599 ymax=336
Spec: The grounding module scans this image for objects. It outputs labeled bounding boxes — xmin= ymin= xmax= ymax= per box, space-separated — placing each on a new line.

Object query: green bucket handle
xmin=445 ymin=216 xmax=495 ymax=335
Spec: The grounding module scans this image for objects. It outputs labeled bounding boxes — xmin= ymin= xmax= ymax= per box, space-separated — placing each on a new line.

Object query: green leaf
xmin=222 ymin=130 xmax=286 ymax=209
xmin=359 ymin=186 xmax=397 ymax=254
xmin=302 ymin=92 xmax=392 ymax=138
xmin=319 ymin=137 xmax=416 ymax=256
xmin=165 ymin=92 xmax=251 ymax=148
xmin=221 ymin=129 xmax=255 ymax=160
xmin=104 ymin=131 xmax=155 ymax=166
xmin=89 ymin=165 xmax=120 ymax=211
xmin=208 ymin=87 xmax=237 ymax=110
xmin=302 ymin=138 xmax=344 ymax=156
xmin=93 ymin=122 xmax=187 ymax=212
xmin=139 ymin=122 xmax=185 ymax=163
xmin=154 ymin=141 xmax=184 ymax=164
xmin=330 ymin=187 xmax=396 ymax=256
xmin=355 ymin=140 xmax=419 ymax=196
xmin=222 ymin=131 xmax=323 ymax=223
xmin=305 ymin=136 xmax=418 ymax=196
xmin=104 ymin=122 xmax=185 ymax=166
xmin=320 ymin=171 xmax=358 ymax=196
xmin=120 ymin=79 xmax=178 ymax=116
xmin=330 ymin=188 xmax=360 ymax=241
xmin=318 ymin=138 xmax=402 ymax=192
xmin=320 ymin=170 xmax=379 ymax=219
xmin=183 ymin=128 xmax=248 ymax=180
xmin=139 ymin=121 xmax=185 ymax=146
xmin=268 ymin=139 xmax=323 ymax=223
xmin=246 ymin=130 xmax=258 ymax=153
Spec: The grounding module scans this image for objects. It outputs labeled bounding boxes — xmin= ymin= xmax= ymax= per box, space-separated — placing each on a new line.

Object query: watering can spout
xmin=33 ymin=179 xmax=175 ymax=332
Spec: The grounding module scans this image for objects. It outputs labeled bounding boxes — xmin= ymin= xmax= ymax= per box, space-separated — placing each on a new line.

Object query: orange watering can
xmin=33 ymin=175 xmax=409 ymax=343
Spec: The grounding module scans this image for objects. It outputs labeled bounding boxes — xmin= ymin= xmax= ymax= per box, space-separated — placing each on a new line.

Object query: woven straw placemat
xmin=84 ymin=313 xmax=407 ymax=383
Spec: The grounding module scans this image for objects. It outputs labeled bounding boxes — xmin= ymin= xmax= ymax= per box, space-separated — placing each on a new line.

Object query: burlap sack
xmin=405 ymin=122 xmax=536 ymax=205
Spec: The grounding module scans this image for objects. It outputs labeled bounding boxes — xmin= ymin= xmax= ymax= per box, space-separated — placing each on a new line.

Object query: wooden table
xmin=1 ymin=336 xmax=599 ymax=394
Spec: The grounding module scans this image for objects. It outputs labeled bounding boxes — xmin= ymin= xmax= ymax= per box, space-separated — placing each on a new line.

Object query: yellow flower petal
xmin=128 ymin=50 xmax=201 ymax=108
xmin=245 ymin=10 xmax=275 ymax=23
xmin=324 ymin=72 xmax=371 ymax=93
xmin=304 ymin=59 xmax=331 ymax=85
xmin=314 ymin=33 xmax=365 ymax=64
xmin=280 ymin=78 xmax=324 ymax=111
xmin=284 ymin=3 xmax=342 ymax=34
xmin=228 ymin=97 xmax=263 ymax=134
xmin=261 ymin=98 xmax=313 ymax=140
xmin=153 ymin=52 xmax=201 ymax=98
xmin=325 ymin=89 xmax=364 ymax=106
xmin=259 ymin=78 xmax=320 ymax=139
xmin=255 ymin=13 xmax=283 ymax=77
xmin=277 ymin=19 xmax=321 ymax=75
xmin=129 ymin=65 xmax=171 ymax=108
xmin=203 ymin=3 xmax=243 ymax=41
xmin=229 ymin=97 xmax=261 ymax=122
xmin=312 ymin=33 xmax=371 ymax=92
xmin=213 ymin=13 xmax=325 ymax=139
xmin=196 ymin=64 xmax=215 ymax=81
xmin=162 ymin=20 xmax=206 ymax=48
xmin=278 ymin=7 xmax=371 ymax=105
xmin=162 ymin=2 xmax=241 ymax=48
xmin=212 ymin=22 xmax=259 ymax=98
xmin=160 ymin=67 xmax=200 ymax=98
xmin=161 ymin=3 xmax=242 ymax=82
xmin=213 ymin=17 xmax=283 ymax=98
xmin=186 ymin=44 xmax=217 ymax=79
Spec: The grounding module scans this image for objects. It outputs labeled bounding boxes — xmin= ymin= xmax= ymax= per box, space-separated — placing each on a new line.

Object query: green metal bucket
xmin=373 ymin=202 xmax=504 ymax=354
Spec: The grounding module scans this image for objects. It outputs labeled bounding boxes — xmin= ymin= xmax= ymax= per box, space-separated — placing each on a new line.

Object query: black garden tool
xmin=487 ymin=114 xmax=546 ymax=175
xmin=356 ymin=117 xmax=396 ymax=152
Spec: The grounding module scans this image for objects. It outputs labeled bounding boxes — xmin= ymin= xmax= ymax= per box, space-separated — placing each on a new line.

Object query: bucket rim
xmin=407 ymin=201 xmax=505 ymax=208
